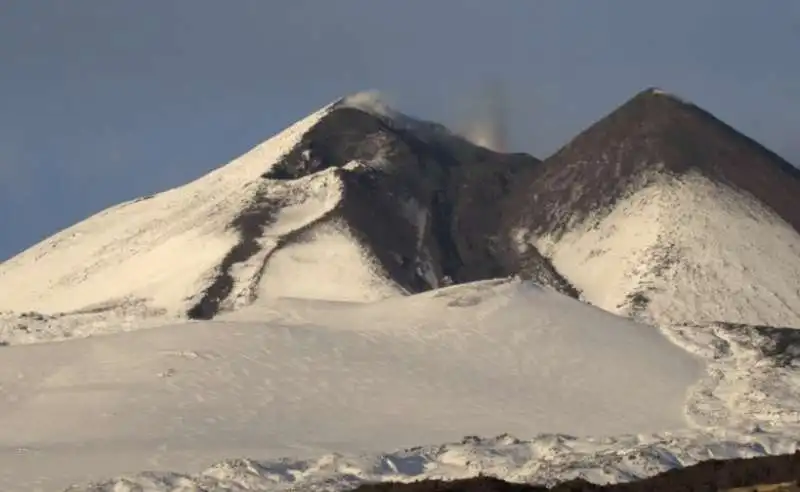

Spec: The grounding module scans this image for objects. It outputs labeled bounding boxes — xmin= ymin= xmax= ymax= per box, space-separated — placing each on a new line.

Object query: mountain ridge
xmin=1 ymin=88 xmax=798 ymax=326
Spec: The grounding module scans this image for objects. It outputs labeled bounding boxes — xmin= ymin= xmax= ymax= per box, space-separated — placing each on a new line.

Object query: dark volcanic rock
xmin=501 ymin=88 xmax=800 ymax=249
xmin=187 ymin=193 xmax=286 ymax=320
xmin=267 ymin=105 xmax=573 ymax=292
xmin=350 ymin=451 xmax=800 ymax=492
xmin=698 ymin=321 xmax=800 ymax=368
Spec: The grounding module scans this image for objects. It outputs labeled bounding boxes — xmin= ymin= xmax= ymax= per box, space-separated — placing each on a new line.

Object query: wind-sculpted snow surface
xmin=65 ymin=432 xmax=800 ymax=492
xmin=0 ymin=301 xmax=168 ymax=345
xmin=661 ymin=321 xmax=800 ymax=431
xmin=0 ymin=279 xmax=701 ymax=491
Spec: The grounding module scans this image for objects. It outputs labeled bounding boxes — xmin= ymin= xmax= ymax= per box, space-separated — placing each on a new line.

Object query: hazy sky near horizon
xmin=1 ymin=1 xmax=799 ymax=260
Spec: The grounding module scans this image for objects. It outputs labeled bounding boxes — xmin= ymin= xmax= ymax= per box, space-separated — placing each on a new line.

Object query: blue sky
xmin=1 ymin=1 xmax=798 ymax=260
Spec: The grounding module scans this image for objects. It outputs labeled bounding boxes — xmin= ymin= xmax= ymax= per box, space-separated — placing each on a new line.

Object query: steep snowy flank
xmin=504 ymin=88 xmax=800 ymax=327
xmin=0 ymin=104 xmax=335 ymax=316
xmin=523 ymin=171 xmax=800 ymax=327
xmin=0 ymin=161 xmax=403 ymax=336
xmin=0 ymin=279 xmax=701 ymax=491
xmin=256 ymin=219 xmax=404 ymax=303
xmin=185 ymin=167 xmax=359 ymax=318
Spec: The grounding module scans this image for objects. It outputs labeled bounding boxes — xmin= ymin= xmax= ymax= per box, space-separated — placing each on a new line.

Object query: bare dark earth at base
xmin=351 ymin=452 xmax=800 ymax=492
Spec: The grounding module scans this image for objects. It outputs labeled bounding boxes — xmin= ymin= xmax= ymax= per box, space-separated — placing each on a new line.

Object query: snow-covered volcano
xmin=0 ymin=94 xmax=570 ymax=325
xmin=6 ymin=88 xmax=796 ymax=331
xmin=2 ymin=88 xmax=800 ymax=491
xmin=504 ymin=88 xmax=800 ymax=327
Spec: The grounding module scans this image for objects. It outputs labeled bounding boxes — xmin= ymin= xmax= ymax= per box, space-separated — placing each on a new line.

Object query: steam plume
xmin=459 ymin=81 xmax=509 ymax=153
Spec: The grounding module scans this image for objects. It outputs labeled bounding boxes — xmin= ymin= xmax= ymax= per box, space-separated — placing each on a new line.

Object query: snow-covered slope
xmin=4 ymin=278 xmax=795 ymax=491
xmin=51 ymin=283 xmax=800 ymax=492
xmin=504 ymin=88 xmax=800 ymax=327
xmin=0 ymin=279 xmax=703 ymax=491
xmin=525 ymin=171 xmax=800 ymax=327
xmin=256 ymin=219 xmax=403 ymax=303
xmin=0 ymin=104 xmax=338 ymax=316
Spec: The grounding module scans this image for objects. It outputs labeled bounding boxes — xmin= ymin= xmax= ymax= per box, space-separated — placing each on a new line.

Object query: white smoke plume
xmin=458 ymin=81 xmax=509 ymax=153
xmin=340 ymin=90 xmax=400 ymax=119
xmin=342 ymin=85 xmax=512 ymax=154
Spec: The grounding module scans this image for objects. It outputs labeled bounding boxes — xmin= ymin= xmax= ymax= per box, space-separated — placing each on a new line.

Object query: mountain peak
xmin=639 ymin=86 xmax=690 ymax=103
xmin=643 ymin=84 xmax=694 ymax=98
xmin=507 ymin=86 xmax=800 ymax=238
xmin=0 ymin=97 xmax=564 ymax=322
xmin=503 ymin=88 xmax=800 ymax=327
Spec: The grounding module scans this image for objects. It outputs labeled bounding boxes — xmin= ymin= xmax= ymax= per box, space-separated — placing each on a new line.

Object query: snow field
xmin=0 ymin=279 xmax=702 ymax=491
